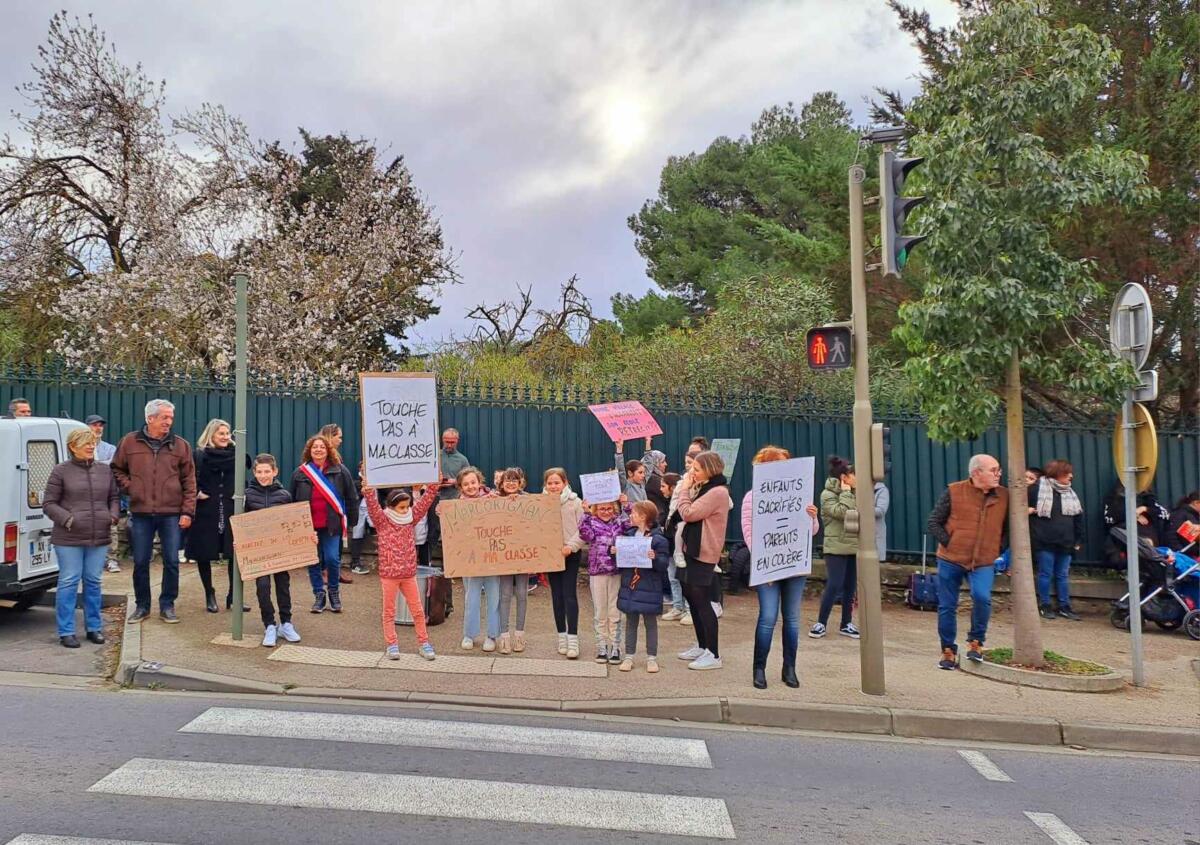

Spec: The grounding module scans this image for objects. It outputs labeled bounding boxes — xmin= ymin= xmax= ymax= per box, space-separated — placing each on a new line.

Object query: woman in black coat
xmin=185 ymin=419 xmax=248 ymax=613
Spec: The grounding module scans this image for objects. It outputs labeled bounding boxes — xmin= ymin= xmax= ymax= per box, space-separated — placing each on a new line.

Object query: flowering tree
xmin=0 ymin=13 xmax=455 ymax=376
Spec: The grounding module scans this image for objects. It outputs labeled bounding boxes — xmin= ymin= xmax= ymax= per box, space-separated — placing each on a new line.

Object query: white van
xmin=0 ymin=416 xmax=87 ymax=608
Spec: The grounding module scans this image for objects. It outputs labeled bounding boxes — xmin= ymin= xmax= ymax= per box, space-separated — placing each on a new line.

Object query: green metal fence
xmin=3 ymin=364 xmax=1197 ymax=564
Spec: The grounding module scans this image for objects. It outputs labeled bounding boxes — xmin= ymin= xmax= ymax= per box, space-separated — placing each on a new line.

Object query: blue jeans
xmin=463 ymin=575 xmax=500 ymax=639
xmin=307 ymin=532 xmax=343 ymax=595
xmin=1035 ymin=550 xmax=1073 ymax=609
xmin=54 ymin=545 xmax=106 ymax=636
xmin=130 ymin=514 xmax=182 ymax=611
xmin=936 ymin=559 xmax=995 ymax=649
xmin=754 ymin=575 xmax=806 ymax=668
xmin=667 ymin=560 xmax=688 ymax=613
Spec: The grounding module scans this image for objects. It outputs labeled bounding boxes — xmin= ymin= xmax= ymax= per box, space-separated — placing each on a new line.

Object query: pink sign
xmin=588 ymin=401 xmax=663 ymax=442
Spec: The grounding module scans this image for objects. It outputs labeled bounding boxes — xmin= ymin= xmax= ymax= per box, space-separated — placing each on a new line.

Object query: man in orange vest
xmin=927 ymin=454 xmax=1008 ymax=670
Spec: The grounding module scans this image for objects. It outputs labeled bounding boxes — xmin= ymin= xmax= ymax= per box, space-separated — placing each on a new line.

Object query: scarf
xmin=560 ymin=487 xmax=578 ymax=505
xmin=385 ymin=508 xmax=414 ymax=526
xmin=301 ymin=461 xmax=346 ymax=531
xmin=1037 ymin=477 xmax=1081 ymax=518
xmin=642 ymin=450 xmax=667 ymax=477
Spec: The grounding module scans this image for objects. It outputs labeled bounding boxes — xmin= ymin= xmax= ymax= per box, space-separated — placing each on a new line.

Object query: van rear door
xmin=17 ymin=421 xmax=63 ymax=582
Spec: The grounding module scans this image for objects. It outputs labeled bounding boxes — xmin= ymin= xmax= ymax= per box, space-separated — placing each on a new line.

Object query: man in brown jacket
xmin=927 ymin=454 xmax=1008 ymax=669
xmin=111 ymin=399 xmax=197 ymax=623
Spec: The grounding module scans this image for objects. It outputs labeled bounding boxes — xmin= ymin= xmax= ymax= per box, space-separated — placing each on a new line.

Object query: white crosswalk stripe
xmin=88 ymin=757 xmax=737 ymax=839
xmin=6 ymin=838 xmax=173 ymax=845
xmin=180 ymin=706 xmax=714 ymax=768
xmin=957 ymin=749 xmax=1013 ymax=782
xmin=1025 ymin=812 xmax=1091 ymax=844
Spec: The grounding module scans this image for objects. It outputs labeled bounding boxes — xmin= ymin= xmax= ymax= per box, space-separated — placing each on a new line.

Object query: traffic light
xmin=806 ymin=326 xmax=852 ymax=371
xmin=879 ymin=150 xmax=927 ymax=277
xmin=871 ymin=422 xmax=892 ymax=482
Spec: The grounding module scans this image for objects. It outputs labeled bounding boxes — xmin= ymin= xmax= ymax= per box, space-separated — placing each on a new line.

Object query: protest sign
xmin=615 ymin=536 xmax=653 ymax=569
xmin=439 ymin=493 xmax=564 ymax=578
xmin=359 ymin=372 xmax=440 ymax=488
xmin=587 ymin=400 xmax=662 ymax=442
xmin=580 ymin=470 xmax=622 ymax=504
xmin=230 ymin=502 xmax=318 ymax=580
xmin=748 ymin=456 xmax=815 ymax=587
xmin=711 ymin=438 xmax=741 ymax=481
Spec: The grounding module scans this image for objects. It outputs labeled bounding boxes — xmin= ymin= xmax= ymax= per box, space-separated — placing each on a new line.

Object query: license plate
xmin=30 ymin=540 xmax=51 ymax=568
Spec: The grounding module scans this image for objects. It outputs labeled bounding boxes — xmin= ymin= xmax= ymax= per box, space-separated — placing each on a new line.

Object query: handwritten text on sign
xmin=616 ymin=536 xmax=653 ymax=569
xmin=748 ymin=456 xmax=815 ymax=587
xmin=439 ymin=494 xmax=565 ymax=578
xmin=359 ymin=372 xmax=440 ymax=488
xmin=580 ymin=470 xmax=622 ymax=504
xmin=230 ymin=502 xmax=318 ymax=580
xmin=587 ymin=401 xmax=663 ymax=442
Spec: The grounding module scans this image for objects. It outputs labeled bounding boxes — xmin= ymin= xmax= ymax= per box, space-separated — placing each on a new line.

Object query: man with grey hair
xmin=5 ymin=397 xmax=32 ymax=418
xmin=111 ymin=399 xmax=197 ymax=623
xmin=927 ymin=453 xmax=1008 ymax=669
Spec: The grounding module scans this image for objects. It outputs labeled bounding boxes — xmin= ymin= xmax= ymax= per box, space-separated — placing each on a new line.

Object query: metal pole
xmin=230 ymin=272 xmax=249 ymax=641
xmin=848 ymin=163 xmax=885 ymax=695
xmin=1122 ymin=395 xmax=1145 ymax=686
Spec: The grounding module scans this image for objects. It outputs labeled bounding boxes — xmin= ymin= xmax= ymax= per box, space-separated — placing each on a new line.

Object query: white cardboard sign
xmin=359 ymin=372 xmax=440 ymax=488
xmin=748 ymin=456 xmax=815 ymax=587
xmin=580 ymin=470 xmax=622 ymax=504
xmin=616 ymin=536 xmax=653 ymax=569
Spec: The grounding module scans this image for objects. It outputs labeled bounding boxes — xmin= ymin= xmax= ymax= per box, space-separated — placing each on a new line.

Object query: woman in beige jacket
xmin=543 ymin=468 xmax=587 ymax=659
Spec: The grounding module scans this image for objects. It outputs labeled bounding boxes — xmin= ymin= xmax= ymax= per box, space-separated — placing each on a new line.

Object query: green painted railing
xmin=3 ymin=363 xmax=1196 ymax=564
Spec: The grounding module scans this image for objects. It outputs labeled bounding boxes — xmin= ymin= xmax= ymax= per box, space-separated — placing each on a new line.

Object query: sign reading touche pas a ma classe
xmin=359 ymin=372 xmax=441 ymax=488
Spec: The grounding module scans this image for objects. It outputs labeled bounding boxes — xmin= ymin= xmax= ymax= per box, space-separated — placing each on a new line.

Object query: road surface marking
xmin=180 ymin=706 xmax=713 ymax=768
xmin=957 ymin=749 xmax=1013 ymax=782
xmin=1025 ymin=812 xmax=1090 ymax=844
xmin=7 ymin=838 xmax=174 ymax=845
xmin=89 ymin=758 xmax=735 ymax=840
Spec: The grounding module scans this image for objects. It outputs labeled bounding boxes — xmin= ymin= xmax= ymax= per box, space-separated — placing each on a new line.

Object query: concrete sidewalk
xmin=118 ymin=559 xmax=1198 ymax=736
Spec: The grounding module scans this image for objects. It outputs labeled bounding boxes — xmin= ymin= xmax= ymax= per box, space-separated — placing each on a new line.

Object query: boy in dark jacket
xmin=617 ymin=501 xmax=671 ymax=673
xmin=243 ymin=454 xmax=304 ymax=647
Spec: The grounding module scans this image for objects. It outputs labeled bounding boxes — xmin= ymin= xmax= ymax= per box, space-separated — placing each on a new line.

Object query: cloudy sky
xmin=1 ymin=1 xmax=957 ymax=348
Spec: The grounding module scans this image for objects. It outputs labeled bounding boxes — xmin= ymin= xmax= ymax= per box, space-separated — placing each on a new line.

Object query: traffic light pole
xmin=848 ymin=163 xmax=885 ymax=696
xmin=230 ymin=272 xmax=248 ymax=641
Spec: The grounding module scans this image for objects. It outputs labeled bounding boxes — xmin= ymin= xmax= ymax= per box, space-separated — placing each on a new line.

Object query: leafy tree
xmin=896 ymin=0 xmax=1152 ymax=666
xmin=628 ymin=94 xmax=857 ymax=310
xmin=610 ymin=290 xmax=691 ymax=338
xmin=878 ymin=0 xmax=1199 ymax=423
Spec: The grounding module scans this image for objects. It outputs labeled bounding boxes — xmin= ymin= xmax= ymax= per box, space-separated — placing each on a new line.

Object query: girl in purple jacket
xmin=578 ymin=496 xmax=631 ymax=664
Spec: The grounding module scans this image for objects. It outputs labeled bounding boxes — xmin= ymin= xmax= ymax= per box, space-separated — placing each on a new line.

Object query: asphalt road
xmin=0 ymin=684 xmax=1194 ymax=845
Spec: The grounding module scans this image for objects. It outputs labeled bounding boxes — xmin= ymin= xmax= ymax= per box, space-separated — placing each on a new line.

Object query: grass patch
xmin=983 ymin=647 xmax=1112 ymax=676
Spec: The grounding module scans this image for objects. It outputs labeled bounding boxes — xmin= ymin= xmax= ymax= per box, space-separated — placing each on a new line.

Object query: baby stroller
xmin=1108 ymin=527 xmax=1200 ymax=640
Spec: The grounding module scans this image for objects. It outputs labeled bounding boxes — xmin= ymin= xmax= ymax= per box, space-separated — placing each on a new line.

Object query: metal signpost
xmin=230 ymin=272 xmax=249 ymax=640
xmin=1109 ymin=282 xmax=1155 ymax=686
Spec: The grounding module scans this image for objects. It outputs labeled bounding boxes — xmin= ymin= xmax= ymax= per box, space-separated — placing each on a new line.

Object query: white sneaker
xmin=386 ymin=644 xmax=401 ymax=660
xmin=482 ymin=637 xmax=496 ymax=653
xmin=419 ymin=642 xmax=436 ymax=660
xmin=566 ymin=634 xmax=579 ymax=660
xmin=839 ymin=623 xmax=861 ymax=639
xmin=677 ymin=644 xmax=705 ymax=661
xmin=460 ymin=637 xmax=475 ymax=650
xmin=688 ymin=650 xmax=722 ymax=670
xmin=679 ymin=612 xmax=693 ymax=626
xmin=261 ymin=625 xmax=277 ymax=648
xmin=809 ymin=623 xmax=827 ymax=639
xmin=105 ymin=559 xmax=121 ymax=573
xmin=279 ymin=622 xmax=301 ymax=643
xmin=557 ymin=633 xmax=568 ymax=655
xmin=711 ymin=601 xmax=724 ymax=619
xmin=662 ymin=608 xmax=682 ymax=621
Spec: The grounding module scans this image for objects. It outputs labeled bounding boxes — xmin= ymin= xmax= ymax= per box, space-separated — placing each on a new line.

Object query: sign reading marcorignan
xmin=230 ymin=502 xmax=318 ymax=580
xmin=359 ymin=372 xmax=441 ymax=488
xmin=439 ymin=493 xmax=565 ymax=578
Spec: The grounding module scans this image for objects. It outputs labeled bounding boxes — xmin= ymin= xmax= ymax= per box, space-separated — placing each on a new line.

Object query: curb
xmin=960 ymin=656 xmax=1126 ymax=693
xmin=114 ymin=598 xmax=141 ymax=686
xmin=127 ymin=664 xmax=1195 ymax=756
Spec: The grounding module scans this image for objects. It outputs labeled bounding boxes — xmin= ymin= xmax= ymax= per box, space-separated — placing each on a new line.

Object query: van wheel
xmin=11 ymin=590 xmax=47 ymax=611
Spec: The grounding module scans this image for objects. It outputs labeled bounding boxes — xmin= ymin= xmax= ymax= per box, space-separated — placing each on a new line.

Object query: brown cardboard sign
xmin=230 ymin=502 xmax=318 ymax=579
xmin=439 ymin=494 xmax=565 ymax=578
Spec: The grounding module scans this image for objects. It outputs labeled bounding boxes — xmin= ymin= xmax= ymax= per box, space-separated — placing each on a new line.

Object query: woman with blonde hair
xmin=186 ymin=419 xmax=246 ymax=613
xmin=742 ymin=446 xmax=819 ymax=690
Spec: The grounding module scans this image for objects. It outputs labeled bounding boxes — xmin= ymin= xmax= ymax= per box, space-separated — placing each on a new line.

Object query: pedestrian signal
xmin=807 ymin=326 xmax=852 ymax=371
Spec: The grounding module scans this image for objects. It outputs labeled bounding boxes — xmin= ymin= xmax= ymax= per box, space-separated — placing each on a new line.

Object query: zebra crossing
xmin=9 ymin=706 xmax=737 ymax=842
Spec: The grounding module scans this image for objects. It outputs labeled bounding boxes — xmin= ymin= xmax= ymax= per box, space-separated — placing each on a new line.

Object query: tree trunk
xmin=1006 ymin=352 xmax=1044 ymax=668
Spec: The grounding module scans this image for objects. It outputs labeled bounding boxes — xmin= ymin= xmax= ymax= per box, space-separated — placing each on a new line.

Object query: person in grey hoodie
xmin=874 ymin=481 xmax=890 ymax=562
xmin=43 ymin=428 xmax=120 ymax=648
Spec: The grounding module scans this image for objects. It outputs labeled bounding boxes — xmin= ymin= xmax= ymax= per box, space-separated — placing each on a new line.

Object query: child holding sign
xmin=454 ymin=467 xmax=502 ymax=652
xmin=363 ymin=481 xmax=440 ymax=660
xmin=243 ymin=454 xmax=306 ymax=648
xmin=579 ymin=496 xmax=631 ymax=664
xmin=617 ymin=501 xmax=670 ymax=673
xmin=494 ymin=468 xmax=531 ymax=655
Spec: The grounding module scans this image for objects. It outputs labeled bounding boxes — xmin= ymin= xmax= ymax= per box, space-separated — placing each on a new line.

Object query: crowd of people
xmin=32 ymin=396 xmax=1200 ymax=686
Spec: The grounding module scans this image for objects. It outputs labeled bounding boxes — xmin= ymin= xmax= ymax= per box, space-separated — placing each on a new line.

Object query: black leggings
xmin=683 ymin=557 xmax=719 ymax=658
xmin=256 ymin=571 xmax=292 ymax=627
xmin=548 ymin=551 xmax=581 ymax=635
xmin=197 ymin=558 xmax=235 ymax=601
xmin=818 ymin=553 xmax=857 ymax=627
